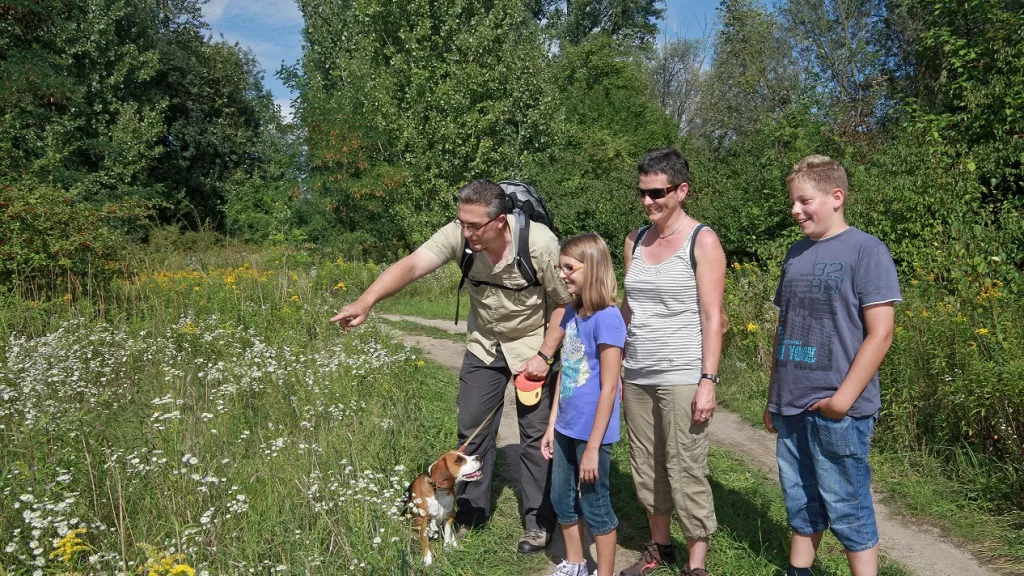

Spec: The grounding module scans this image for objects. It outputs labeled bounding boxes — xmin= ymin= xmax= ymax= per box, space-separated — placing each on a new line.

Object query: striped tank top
xmin=622 ymin=224 xmax=706 ymax=386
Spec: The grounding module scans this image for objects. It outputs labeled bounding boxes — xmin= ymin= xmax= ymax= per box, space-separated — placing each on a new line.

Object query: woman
xmin=619 ymin=148 xmax=727 ymax=576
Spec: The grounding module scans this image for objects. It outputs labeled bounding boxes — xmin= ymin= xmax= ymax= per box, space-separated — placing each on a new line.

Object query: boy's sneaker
xmin=618 ymin=541 xmax=675 ymax=576
xmin=681 ymin=566 xmax=707 ymax=576
xmin=548 ymin=560 xmax=587 ymax=576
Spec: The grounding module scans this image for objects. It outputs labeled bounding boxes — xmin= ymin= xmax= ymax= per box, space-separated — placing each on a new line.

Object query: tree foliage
xmin=536 ymin=0 xmax=665 ymax=48
xmin=528 ymin=36 xmax=678 ymax=263
xmin=0 ymin=0 xmax=284 ymax=285
xmin=698 ymin=0 xmax=803 ymax=142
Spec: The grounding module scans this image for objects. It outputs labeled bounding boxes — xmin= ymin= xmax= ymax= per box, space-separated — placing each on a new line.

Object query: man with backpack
xmin=331 ymin=179 xmax=571 ymax=554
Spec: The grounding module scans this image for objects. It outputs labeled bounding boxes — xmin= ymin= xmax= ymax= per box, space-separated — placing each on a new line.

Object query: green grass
xmin=0 ymin=246 xmax=1012 ymax=575
xmin=379 ymin=318 xmax=467 ymax=343
xmin=373 ymin=263 xmax=469 ymax=322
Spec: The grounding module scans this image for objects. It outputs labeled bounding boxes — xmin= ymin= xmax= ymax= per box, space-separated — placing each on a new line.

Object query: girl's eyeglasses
xmin=635 ymin=183 xmax=681 ymax=200
xmin=555 ymin=263 xmax=585 ymax=276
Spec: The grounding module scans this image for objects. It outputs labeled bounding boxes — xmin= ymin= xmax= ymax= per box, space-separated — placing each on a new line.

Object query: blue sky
xmin=201 ymin=0 xmax=721 ymax=122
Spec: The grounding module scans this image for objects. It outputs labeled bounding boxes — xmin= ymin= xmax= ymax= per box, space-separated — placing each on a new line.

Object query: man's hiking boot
xmin=518 ymin=528 xmax=551 ymax=554
xmin=681 ymin=566 xmax=707 ymax=576
xmin=618 ymin=540 xmax=675 ymax=576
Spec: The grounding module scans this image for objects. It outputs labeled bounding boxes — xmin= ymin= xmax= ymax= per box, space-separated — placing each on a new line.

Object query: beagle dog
xmin=403 ymin=450 xmax=483 ymax=565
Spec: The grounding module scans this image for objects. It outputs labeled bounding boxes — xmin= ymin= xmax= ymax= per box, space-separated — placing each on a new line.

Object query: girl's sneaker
xmin=548 ymin=560 xmax=588 ymax=576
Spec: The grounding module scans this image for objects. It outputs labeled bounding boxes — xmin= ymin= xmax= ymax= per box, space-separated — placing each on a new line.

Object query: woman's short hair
xmin=638 ymin=147 xmax=690 ymax=186
xmin=560 ymin=233 xmax=617 ymax=317
xmin=458 ymin=179 xmax=508 ymax=218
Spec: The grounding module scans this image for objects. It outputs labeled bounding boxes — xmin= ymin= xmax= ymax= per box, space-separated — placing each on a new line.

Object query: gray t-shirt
xmin=769 ymin=227 xmax=902 ymax=418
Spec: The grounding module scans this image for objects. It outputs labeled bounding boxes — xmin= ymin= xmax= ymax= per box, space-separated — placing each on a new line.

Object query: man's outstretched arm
xmin=330 ymin=247 xmax=444 ymax=329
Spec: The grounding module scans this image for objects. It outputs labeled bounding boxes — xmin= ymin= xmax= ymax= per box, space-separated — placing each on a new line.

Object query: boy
xmin=764 ymin=155 xmax=901 ymax=576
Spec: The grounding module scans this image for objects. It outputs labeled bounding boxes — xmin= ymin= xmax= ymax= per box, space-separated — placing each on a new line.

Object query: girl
xmin=541 ymin=233 xmax=626 ymax=576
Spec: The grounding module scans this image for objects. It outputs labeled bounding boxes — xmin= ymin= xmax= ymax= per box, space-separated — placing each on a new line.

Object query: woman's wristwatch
xmin=537 ymin=351 xmax=555 ymax=366
xmin=700 ymin=373 xmax=720 ymax=384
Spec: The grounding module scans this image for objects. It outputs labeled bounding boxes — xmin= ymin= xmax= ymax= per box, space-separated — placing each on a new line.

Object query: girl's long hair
xmin=560 ymin=233 xmax=617 ymax=317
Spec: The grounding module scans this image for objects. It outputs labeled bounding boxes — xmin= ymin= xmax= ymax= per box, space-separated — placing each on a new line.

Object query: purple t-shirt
xmin=555 ymin=304 xmax=626 ymax=443
xmin=769 ymin=227 xmax=902 ymax=418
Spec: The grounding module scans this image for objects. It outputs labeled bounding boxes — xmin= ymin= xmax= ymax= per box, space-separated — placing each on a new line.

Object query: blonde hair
xmin=560 ymin=233 xmax=617 ymax=317
xmin=786 ymin=154 xmax=848 ymax=199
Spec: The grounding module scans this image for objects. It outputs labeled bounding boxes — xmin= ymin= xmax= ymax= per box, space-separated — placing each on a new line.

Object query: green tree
xmin=0 ymin=0 xmax=285 ymax=285
xmin=780 ymin=0 xmax=892 ymax=136
xmin=537 ymin=0 xmax=665 ymax=48
xmin=528 ymin=36 xmax=678 ymax=263
xmin=698 ymin=0 xmax=803 ymax=142
xmin=295 ymin=0 xmax=553 ymax=258
xmin=652 ymin=35 xmax=710 ymax=135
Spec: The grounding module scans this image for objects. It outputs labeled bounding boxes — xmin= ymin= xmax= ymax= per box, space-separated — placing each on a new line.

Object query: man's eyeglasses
xmin=555 ymin=263 xmax=585 ymax=276
xmin=636 ymin=183 xmax=682 ymax=200
xmin=458 ymin=214 xmax=500 ymax=233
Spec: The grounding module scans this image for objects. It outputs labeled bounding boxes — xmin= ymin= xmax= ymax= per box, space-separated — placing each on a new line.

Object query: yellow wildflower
xmin=746 ymin=322 xmax=759 ymax=333
xmin=180 ymin=322 xmax=197 ymax=334
xmin=63 ymin=293 xmax=73 ymax=302
xmin=920 ymin=309 xmax=929 ymax=317
xmin=975 ymin=328 xmax=989 ymax=335
xmin=336 ymin=257 xmax=345 ymax=265
xmin=138 ymin=544 xmax=195 ymax=576
xmin=193 ymin=286 xmax=201 ymax=292
xmin=334 ymin=281 xmax=347 ymax=291
xmin=732 ymin=262 xmax=741 ymax=270
xmin=50 ymin=528 xmax=90 ymax=564
xmin=417 ymin=360 xmax=425 ymax=367
xmin=290 ymin=295 xmax=300 ymax=301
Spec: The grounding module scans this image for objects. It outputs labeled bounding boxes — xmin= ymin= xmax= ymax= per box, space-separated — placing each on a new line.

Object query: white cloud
xmin=202 ymin=0 xmax=302 ymax=26
xmin=202 ymin=0 xmax=231 ymax=24
xmin=275 ymin=97 xmax=295 ymax=123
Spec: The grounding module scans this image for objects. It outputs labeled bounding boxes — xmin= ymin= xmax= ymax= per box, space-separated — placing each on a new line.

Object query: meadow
xmin=0 ymin=241 xmax=1015 ymax=574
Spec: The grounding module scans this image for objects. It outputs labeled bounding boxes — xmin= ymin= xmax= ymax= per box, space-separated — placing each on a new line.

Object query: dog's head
xmin=428 ymin=450 xmax=483 ymax=490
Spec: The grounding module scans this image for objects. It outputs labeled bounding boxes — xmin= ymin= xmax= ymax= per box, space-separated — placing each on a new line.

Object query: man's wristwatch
xmin=537 ymin=351 xmax=555 ymax=366
xmin=700 ymin=373 xmax=720 ymax=384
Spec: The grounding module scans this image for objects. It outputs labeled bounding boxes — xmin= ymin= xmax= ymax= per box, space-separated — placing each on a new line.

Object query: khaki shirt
xmin=422 ymin=216 xmax=572 ymax=372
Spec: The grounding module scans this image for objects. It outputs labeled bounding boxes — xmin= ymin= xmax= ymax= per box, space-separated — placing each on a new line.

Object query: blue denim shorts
xmin=551 ymin=431 xmax=618 ymax=536
xmin=772 ymin=410 xmax=878 ymax=552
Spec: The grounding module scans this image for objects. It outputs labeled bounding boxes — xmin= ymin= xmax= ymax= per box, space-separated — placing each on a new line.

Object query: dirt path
xmin=382 ymin=314 xmax=1000 ymax=576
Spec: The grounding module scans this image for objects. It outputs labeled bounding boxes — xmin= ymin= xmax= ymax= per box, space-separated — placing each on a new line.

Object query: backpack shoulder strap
xmin=513 ymin=212 xmax=540 ymax=286
xmin=511 ymin=212 xmax=549 ymax=331
xmin=631 ymin=225 xmax=652 ymax=258
xmin=689 ymin=223 xmax=708 ymax=272
xmin=455 ymin=239 xmax=474 ymax=325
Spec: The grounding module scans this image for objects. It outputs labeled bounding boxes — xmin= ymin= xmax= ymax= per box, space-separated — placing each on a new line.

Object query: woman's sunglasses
xmin=635 ymin=183 xmax=682 ymax=200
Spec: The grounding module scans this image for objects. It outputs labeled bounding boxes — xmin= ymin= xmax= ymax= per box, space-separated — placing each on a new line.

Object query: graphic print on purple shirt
xmin=770 ymin=227 xmax=902 ymax=419
xmin=556 ymin=304 xmax=626 ymax=444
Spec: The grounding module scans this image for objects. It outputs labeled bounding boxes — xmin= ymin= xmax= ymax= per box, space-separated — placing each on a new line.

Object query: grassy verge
xmin=378 ymin=317 xmax=467 ymax=343
xmin=2 ymin=244 xmax=1011 ymax=574
xmin=0 ymin=251 xmax=528 ymax=575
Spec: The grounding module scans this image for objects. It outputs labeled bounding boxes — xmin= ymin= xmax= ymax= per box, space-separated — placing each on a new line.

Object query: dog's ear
xmin=432 ymin=457 xmax=455 ymax=490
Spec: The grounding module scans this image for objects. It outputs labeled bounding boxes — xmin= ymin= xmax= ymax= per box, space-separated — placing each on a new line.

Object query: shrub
xmin=0 ymin=184 xmax=153 ymax=295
